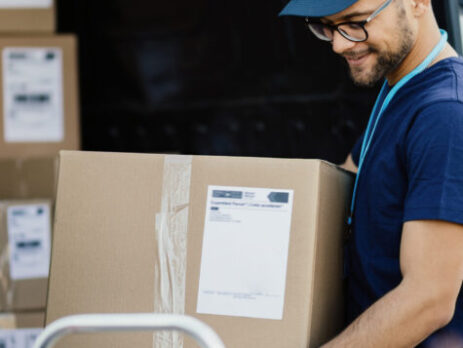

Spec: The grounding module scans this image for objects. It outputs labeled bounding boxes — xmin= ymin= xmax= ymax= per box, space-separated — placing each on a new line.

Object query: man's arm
xmin=321 ymin=220 xmax=463 ymax=348
xmin=340 ymin=154 xmax=358 ymax=173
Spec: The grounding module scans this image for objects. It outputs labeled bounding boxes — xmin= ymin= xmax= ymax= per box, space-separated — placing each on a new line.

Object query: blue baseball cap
xmin=279 ymin=0 xmax=360 ymax=17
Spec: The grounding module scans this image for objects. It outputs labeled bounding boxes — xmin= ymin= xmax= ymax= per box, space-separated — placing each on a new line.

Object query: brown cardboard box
xmin=0 ymin=156 xmax=58 ymax=200
xmin=0 ymin=157 xmax=57 ymax=314
xmin=0 ymin=312 xmax=45 ymax=329
xmin=0 ymin=200 xmax=52 ymax=312
xmin=46 ymin=151 xmax=353 ymax=348
xmin=0 ymin=35 xmax=80 ymax=159
xmin=0 ymin=0 xmax=55 ymax=33
xmin=0 ymin=311 xmax=44 ymax=347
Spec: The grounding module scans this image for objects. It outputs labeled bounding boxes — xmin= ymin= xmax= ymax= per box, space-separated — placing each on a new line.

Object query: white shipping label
xmin=0 ymin=0 xmax=51 ymax=8
xmin=3 ymin=47 xmax=64 ymax=143
xmin=0 ymin=329 xmax=43 ymax=348
xmin=7 ymin=204 xmax=51 ymax=280
xmin=197 ymin=186 xmax=294 ymax=320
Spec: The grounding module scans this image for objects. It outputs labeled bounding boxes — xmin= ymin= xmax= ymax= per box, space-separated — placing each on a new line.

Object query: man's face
xmin=323 ymin=0 xmax=415 ymax=87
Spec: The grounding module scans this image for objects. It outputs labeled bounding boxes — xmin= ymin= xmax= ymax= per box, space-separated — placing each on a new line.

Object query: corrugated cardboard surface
xmin=308 ymin=162 xmax=351 ymax=347
xmin=0 ymin=35 xmax=80 ymax=158
xmin=0 ymin=312 xmax=45 ymax=329
xmin=47 ymin=151 xmax=353 ymax=348
xmin=0 ymin=200 xmax=52 ymax=312
xmin=0 ymin=0 xmax=55 ymax=33
xmin=0 ymin=157 xmax=58 ymax=200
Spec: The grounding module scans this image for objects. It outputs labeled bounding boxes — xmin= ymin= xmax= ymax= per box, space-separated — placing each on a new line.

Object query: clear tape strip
xmin=16 ymin=159 xmax=27 ymax=198
xmin=0 ymin=204 xmax=12 ymax=311
xmin=0 ymin=243 xmax=12 ymax=310
xmin=153 ymin=155 xmax=193 ymax=348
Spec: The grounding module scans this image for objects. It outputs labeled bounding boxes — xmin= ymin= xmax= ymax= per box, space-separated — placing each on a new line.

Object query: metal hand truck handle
xmin=32 ymin=313 xmax=226 ymax=348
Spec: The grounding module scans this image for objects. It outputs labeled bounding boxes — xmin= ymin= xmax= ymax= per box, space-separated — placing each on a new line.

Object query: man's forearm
xmin=321 ymin=280 xmax=453 ymax=348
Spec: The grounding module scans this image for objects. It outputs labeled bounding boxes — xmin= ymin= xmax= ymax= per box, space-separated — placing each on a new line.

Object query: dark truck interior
xmin=57 ymin=0 xmax=463 ymax=164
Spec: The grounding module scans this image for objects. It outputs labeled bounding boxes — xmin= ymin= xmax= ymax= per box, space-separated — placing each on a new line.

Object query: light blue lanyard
xmin=347 ymin=29 xmax=448 ymax=227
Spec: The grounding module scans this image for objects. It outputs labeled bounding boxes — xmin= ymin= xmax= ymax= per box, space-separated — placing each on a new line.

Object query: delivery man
xmin=279 ymin=0 xmax=463 ymax=347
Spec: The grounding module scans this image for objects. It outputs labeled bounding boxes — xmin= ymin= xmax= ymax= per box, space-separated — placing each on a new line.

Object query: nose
xmin=331 ymin=30 xmax=357 ymax=55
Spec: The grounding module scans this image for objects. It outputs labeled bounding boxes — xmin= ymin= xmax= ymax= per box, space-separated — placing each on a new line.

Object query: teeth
xmin=347 ymin=53 xmax=368 ymax=60
xmin=349 ymin=54 xmax=366 ymax=61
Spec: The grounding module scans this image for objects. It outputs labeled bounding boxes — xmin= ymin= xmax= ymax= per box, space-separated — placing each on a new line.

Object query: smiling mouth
xmin=345 ymin=52 xmax=370 ymax=67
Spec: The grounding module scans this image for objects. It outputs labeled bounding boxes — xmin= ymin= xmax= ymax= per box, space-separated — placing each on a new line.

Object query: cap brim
xmin=279 ymin=0 xmax=359 ymax=17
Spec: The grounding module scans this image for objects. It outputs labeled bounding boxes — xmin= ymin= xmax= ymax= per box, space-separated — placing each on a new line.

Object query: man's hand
xmin=321 ymin=220 xmax=463 ymax=348
xmin=340 ymin=154 xmax=358 ymax=173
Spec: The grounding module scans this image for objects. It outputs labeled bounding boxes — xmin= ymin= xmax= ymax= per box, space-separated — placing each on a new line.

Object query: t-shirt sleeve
xmin=404 ymin=101 xmax=463 ymax=224
xmin=351 ymin=132 xmax=365 ymax=167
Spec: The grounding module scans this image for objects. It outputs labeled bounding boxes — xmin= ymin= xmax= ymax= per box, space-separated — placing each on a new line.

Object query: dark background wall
xmin=56 ymin=0 xmax=454 ymax=164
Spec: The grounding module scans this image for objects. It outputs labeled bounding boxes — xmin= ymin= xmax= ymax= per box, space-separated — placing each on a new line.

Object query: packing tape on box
xmin=0 ymin=244 xmax=13 ymax=310
xmin=153 ymin=155 xmax=193 ymax=348
xmin=16 ymin=160 xmax=27 ymax=197
xmin=0 ymin=204 xmax=9 ymax=309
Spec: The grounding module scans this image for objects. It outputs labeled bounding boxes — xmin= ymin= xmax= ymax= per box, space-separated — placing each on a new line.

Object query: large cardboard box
xmin=0 ymin=200 xmax=53 ymax=312
xmin=0 ymin=0 xmax=55 ymax=33
xmin=46 ymin=151 xmax=353 ymax=348
xmin=0 ymin=35 xmax=80 ymax=159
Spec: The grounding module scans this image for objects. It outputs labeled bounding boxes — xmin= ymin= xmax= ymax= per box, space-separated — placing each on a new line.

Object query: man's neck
xmin=386 ymin=23 xmax=455 ymax=86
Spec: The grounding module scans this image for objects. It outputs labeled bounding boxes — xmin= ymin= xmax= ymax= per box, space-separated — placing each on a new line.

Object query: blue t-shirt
xmin=349 ymin=57 xmax=463 ymax=347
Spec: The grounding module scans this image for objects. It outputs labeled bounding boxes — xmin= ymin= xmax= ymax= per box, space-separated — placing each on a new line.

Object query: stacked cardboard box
xmin=0 ymin=35 xmax=80 ymax=158
xmin=0 ymin=312 xmax=44 ymax=329
xmin=0 ymin=2 xmax=79 ymax=344
xmin=0 ymin=200 xmax=53 ymax=312
xmin=46 ymin=151 xmax=353 ymax=348
xmin=0 ymin=312 xmax=44 ymax=347
xmin=0 ymin=157 xmax=58 ymax=199
xmin=0 ymin=0 xmax=80 ymax=158
xmin=0 ymin=0 xmax=55 ymax=33
xmin=0 ymin=157 xmax=57 ymax=347
xmin=0 ymin=160 xmax=58 ymax=314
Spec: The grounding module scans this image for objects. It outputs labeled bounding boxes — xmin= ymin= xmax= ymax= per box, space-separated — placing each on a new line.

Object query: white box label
xmin=0 ymin=0 xmax=51 ymax=8
xmin=3 ymin=47 xmax=64 ymax=143
xmin=0 ymin=329 xmax=43 ymax=348
xmin=197 ymin=186 xmax=294 ymax=320
xmin=7 ymin=204 xmax=51 ymax=280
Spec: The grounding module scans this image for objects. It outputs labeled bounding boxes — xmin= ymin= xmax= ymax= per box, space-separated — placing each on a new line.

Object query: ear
xmin=410 ymin=0 xmax=431 ymax=17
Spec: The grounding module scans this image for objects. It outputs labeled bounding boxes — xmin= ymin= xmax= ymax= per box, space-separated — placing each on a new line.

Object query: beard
xmin=347 ymin=6 xmax=414 ymax=87
xmin=348 ymin=34 xmax=413 ymax=87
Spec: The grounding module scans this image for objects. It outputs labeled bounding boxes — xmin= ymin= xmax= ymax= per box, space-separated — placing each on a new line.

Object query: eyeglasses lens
xmin=307 ymin=22 xmax=367 ymax=42
xmin=308 ymin=23 xmax=333 ymax=41
xmin=338 ymin=23 xmax=367 ymax=42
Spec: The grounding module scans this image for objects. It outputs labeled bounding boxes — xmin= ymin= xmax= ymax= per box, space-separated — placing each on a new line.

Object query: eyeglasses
xmin=305 ymin=0 xmax=393 ymax=42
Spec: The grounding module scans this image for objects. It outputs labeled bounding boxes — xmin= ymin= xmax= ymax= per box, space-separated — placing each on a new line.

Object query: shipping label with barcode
xmin=3 ymin=47 xmax=63 ymax=143
xmin=7 ymin=204 xmax=51 ymax=280
xmin=197 ymin=185 xmax=294 ymax=320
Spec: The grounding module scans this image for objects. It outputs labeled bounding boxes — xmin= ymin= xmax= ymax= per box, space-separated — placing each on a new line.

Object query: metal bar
xmin=32 ymin=313 xmax=226 ymax=348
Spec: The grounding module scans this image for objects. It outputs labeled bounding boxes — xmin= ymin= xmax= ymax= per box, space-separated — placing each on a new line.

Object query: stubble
xmin=349 ymin=3 xmax=414 ymax=87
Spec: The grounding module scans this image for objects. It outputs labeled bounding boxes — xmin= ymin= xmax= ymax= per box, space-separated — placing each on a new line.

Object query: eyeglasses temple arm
xmin=366 ymin=0 xmax=393 ymax=23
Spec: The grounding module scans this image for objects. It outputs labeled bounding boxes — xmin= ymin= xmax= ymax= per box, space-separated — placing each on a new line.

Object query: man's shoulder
xmin=401 ymin=59 xmax=463 ymax=148
xmin=404 ymin=98 xmax=463 ymax=154
xmin=394 ymin=59 xmax=463 ymax=131
xmin=410 ymin=57 xmax=463 ymax=105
